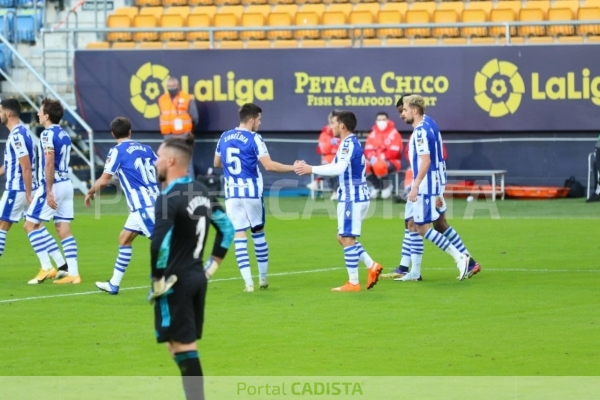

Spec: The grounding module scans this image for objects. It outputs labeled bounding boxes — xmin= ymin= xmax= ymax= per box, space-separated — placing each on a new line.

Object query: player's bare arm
xmin=259 ymin=154 xmax=294 ymax=172
xmin=213 ymin=154 xmax=223 ymax=168
xmin=84 ymin=172 xmax=113 ymax=208
xmin=44 ymin=150 xmax=57 ymax=210
xmin=408 ymin=154 xmax=430 ymax=202
xmin=17 ymin=154 xmax=33 ymax=204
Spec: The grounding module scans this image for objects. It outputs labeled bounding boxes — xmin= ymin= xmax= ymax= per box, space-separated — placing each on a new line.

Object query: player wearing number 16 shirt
xmin=84 ymin=117 xmax=160 ymax=294
xmin=214 ymin=103 xmax=295 ymax=293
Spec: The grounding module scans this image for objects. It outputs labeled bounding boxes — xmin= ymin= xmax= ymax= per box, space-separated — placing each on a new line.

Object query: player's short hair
xmin=332 ymin=110 xmax=357 ymax=132
xmin=404 ymin=95 xmax=426 ymax=116
xmin=239 ymin=103 xmax=262 ymax=123
xmin=163 ymin=133 xmax=194 ymax=164
xmin=1 ymin=98 xmax=21 ymax=117
xmin=41 ymin=98 xmax=64 ymax=124
xmin=395 ymin=94 xmax=414 ymax=108
xmin=376 ymin=112 xmax=389 ymax=119
xmin=110 ymin=117 xmax=132 ymax=139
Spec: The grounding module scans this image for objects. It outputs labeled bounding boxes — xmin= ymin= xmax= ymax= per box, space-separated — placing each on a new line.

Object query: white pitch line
xmin=1 ymin=266 xmax=599 ymax=304
xmin=0 ymin=267 xmax=341 ymax=304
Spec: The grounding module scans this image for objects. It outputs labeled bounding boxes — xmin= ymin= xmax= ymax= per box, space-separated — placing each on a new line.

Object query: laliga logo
xmin=474 ymin=59 xmax=525 ymax=118
xmin=130 ymin=62 xmax=170 ymax=119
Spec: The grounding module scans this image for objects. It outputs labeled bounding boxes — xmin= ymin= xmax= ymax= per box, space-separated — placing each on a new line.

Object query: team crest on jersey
xmin=14 ymin=140 xmax=22 ymax=149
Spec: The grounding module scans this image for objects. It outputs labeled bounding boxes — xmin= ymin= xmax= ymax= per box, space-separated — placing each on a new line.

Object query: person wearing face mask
xmin=306 ymin=111 xmax=340 ymax=200
xmin=364 ymin=112 xmax=403 ymax=199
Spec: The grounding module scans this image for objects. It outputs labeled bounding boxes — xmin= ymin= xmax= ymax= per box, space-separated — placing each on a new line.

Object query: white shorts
xmin=414 ymin=194 xmax=440 ymax=225
xmin=225 ymin=197 xmax=265 ymax=232
xmin=337 ymin=201 xmax=369 ymax=237
xmin=124 ymin=207 xmax=155 ymax=237
xmin=0 ymin=190 xmax=29 ymax=223
xmin=437 ymin=185 xmax=447 ymax=214
xmin=404 ymin=199 xmax=414 ymax=221
xmin=26 ymin=181 xmax=74 ymax=223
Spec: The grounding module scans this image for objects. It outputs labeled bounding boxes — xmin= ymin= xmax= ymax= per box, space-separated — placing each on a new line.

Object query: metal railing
xmin=0 ymin=34 xmax=97 ymax=186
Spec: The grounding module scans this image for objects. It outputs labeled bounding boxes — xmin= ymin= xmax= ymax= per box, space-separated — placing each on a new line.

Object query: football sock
xmin=28 ymin=228 xmax=52 ymax=270
xmin=251 ymin=232 xmax=268 ymax=280
xmin=344 ymin=245 xmax=359 ymax=285
xmin=0 ymin=229 xmax=6 ymax=257
xmin=38 ymin=227 xmax=66 ymax=267
xmin=443 ymin=227 xmax=477 ymax=266
xmin=355 ymin=241 xmax=374 ymax=268
xmin=61 ymin=236 xmax=79 ymax=276
xmin=235 ymin=238 xmax=253 ymax=285
xmin=110 ymin=245 xmax=132 ymax=287
xmin=409 ymin=231 xmax=423 ymax=277
xmin=400 ymin=228 xmax=411 ymax=268
xmin=174 ymin=351 xmax=204 ymax=400
xmin=424 ymin=228 xmax=463 ymax=263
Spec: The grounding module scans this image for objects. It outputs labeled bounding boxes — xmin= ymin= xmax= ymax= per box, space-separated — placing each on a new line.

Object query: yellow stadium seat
xmin=162 ymin=0 xmax=188 ymax=7
xmin=582 ymin=0 xmax=600 ymax=8
xmin=139 ymin=42 xmax=164 ymax=49
xmin=499 ymin=36 xmax=524 ymax=45
xmin=495 ymin=1 xmax=521 ymax=16
xmin=270 ymin=0 xmax=295 ymax=5
xmin=461 ymin=9 xmax=487 ymax=38
xmin=166 ymin=6 xmax=190 ymax=19
xmin=557 ymin=36 xmax=583 ymax=44
xmin=361 ymin=38 xmax=383 ymax=47
xmin=160 ymin=15 xmax=185 ymax=41
xmin=192 ymin=40 xmax=212 ymax=49
xmin=246 ymin=40 xmax=271 ymax=48
xmin=112 ymin=42 xmax=137 ymax=49
xmin=329 ymin=39 xmax=352 ymax=48
xmin=527 ymin=36 xmax=554 ymax=44
xmin=295 ymin=12 xmax=320 ymax=39
xmin=214 ymin=14 xmax=239 ymax=40
xmin=433 ymin=9 xmax=459 ymax=38
xmin=107 ymin=15 xmax=132 ymax=42
xmin=133 ymin=15 xmax=159 ymax=41
xmin=523 ymin=1 xmax=551 ymax=17
xmin=442 ymin=37 xmax=467 ymax=46
xmin=321 ymin=11 xmax=347 ymax=39
xmin=552 ymin=1 xmax=579 ymax=16
xmin=247 ymin=5 xmax=271 ymax=18
xmin=267 ymin=12 xmax=292 ymax=39
xmin=219 ymin=5 xmax=244 ymax=19
xmin=588 ymin=36 xmax=600 ymax=43
xmin=139 ymin=7 xmax=164 ymax=21
xmin=241 ymin=13 xmax=266 ymax=40
xmin=386 ymin=38 xmax=410 ymax=47
xmin=136 ymin=0 xmax=161 ymax=7
xmin=405 ymin=10 xmax=430 ymax=38
xmin=577 ymin=7 xmax=600 ymax=36
xmin=327 ymin=4 xmax=352 ymax=17
xmin=301 ymin=39 xmax=327 ymax=48
xmin=354 ymin=3 xmax=380 ymax=18
xmin=376 ymin=10 xmax=402 ymax=38
xmin=273 ymin=39 xmax=299 ymax=48
xmin=489 ymin=9 xmax=516 ymax=37
xmin=301 ymin=4 xmax=326 ymax=16
xmin=165 ymin=41 xmax=190 ymax=49
xmin=86 ymin=41 xmax=110 ymax=49
xmin=410 ymin=1 xmax=436 ymax=18
xmin=466 ymin=1 xmax=493 ymax=18
xmin=187 ymin=14 xmax=211 ymax=41
xmin=189 ymin=0 xmax=214 ymax=5
xmin=350 ymin=11 xmax=374 ymax=39
xmin=215 ymin=0 xmax=241 ymax=6
xmin=518 ymin=8 xmax=545 ymax=37
xmin=114 ymin=7 xmax=138 ymax=22
xmin=547 ymin=8 xmax=574 ymax=36
xmin=414 ymin=38 xmax=438 ymax=46
xmin=217 ymin=40 xmax=244 ymax=48
xmin=438 ymin=2 xmax=464 ymax=15
xmin=382 ymin=2 xmax=408 ymax=16
xmin=243 ymin=0 xmax=268 ymax=5
xmin=193 ymin=6 xmax=217 ymax=19
xmin=272 ymin=5 xmax=298 ymax=16
xmin=471 ymin=37 xmax=497 ymax=46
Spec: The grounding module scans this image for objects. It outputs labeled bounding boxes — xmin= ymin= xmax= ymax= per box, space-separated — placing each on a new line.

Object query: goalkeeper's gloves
xmin=147 ymin=275 xmax=178 ymax=305
xmin=204 ymin=257 xmax=219 ymax=280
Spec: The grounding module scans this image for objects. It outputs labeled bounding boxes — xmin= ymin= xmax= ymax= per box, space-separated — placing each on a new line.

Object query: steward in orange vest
xmin=158 ymin=78 xmax=198 ymax=135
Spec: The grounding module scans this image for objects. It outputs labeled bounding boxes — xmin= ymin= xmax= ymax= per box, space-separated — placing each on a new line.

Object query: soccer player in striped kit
xmin=85 ymin=117 xmax=160 ymax=294
xmin=214 ymin=103 xmax=295 ymax=292
xmin=24 ymin=98 xmax=80 ymax=284
xmin=295 ymin=110 xmax=384 ymax=292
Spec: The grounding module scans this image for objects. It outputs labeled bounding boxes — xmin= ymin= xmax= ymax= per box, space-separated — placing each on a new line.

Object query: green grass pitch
xmin=1 ymin=194 xmax=599 ymax=387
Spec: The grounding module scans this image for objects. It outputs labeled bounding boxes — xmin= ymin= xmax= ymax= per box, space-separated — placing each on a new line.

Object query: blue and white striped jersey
xmin=335 ymin=134 xmax=369 ymax=203
xmin=4 ymin=124 xmax=37 ymax=191
xmin=424 ymin=114 xmax=447 ymax=185
xmin=409 ymin=120 xmax=441 ymax=196
xmin=104 ymin=140 xmax=159 ymax=212
xmin=38 ymin=125 xmax=71 ymax=186
xmin=215 ymin=128 xmax=268 ymax=199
